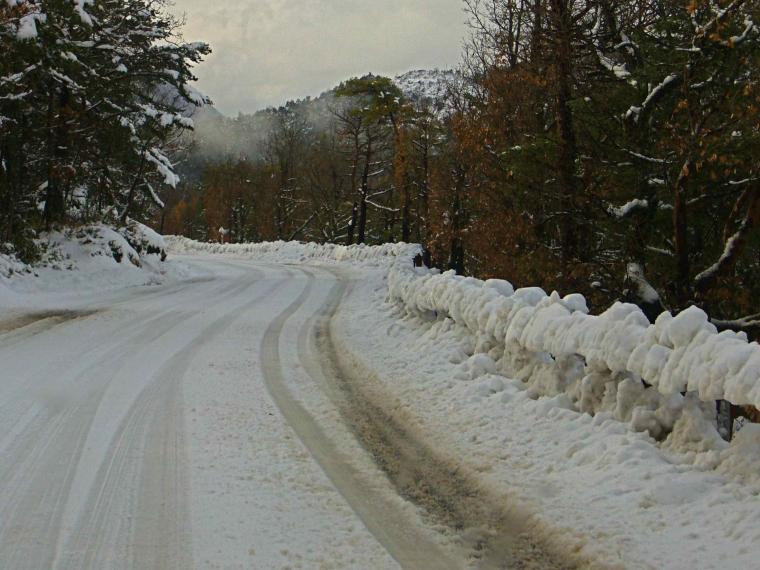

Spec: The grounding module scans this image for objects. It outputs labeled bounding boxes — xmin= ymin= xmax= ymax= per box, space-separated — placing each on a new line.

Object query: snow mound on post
xmin=719 ymin=424 xmax=760 ymax=484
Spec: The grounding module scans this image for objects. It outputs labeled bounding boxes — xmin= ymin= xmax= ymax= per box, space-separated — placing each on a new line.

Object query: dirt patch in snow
xmin=0 ymin=310 xmax=98 ymax=335
xmin=317 ymin=275 xmax=596 ymax=570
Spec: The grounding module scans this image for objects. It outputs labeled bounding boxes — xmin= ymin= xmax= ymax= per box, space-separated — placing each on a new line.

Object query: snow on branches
xmin=0 ymin=0 xmax=210 ymax=247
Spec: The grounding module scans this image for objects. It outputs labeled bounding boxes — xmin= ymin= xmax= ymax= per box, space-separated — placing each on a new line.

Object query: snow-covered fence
xmin=166 ymin=236 xmax=421 ymax=266
xmin=387 ymin=264 xmax=760 ymax=431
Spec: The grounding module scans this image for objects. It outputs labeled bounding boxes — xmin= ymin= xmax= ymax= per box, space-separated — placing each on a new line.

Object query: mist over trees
xmin=165 ymin=1 xmax=759 ymax=334
xmin=164 ymin=73 xmax=446 ymax=248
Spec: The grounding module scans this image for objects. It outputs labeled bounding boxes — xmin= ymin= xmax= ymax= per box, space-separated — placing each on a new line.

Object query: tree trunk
xmin=121 ymin=154 xmax=147 ymax=223
xmin=346 ymin=131 xmax=360 ymax=245
xmin=549 ymin=0 xmax=580 ymax=266
xmin=357 ymin=136 xmax=372 ymax=244
xmin=530 ymin=0 xmax=545 ymax=64
xmin=401 ymin=187 xmax=411 ymax=242
xmin=396 ymin=128 xmax=411 ymax=242
xmin=673 ymin=159 xmax=692 ymax=305
xmin=44 ymin=85 xmax=66 ymax=229
xmin=347 ymin=202 xmax=358 ymax=245
xmin=448 ymin=166 xmax=467 ymax=273
xmin=417 ymin=134 xmax=430 ymax=244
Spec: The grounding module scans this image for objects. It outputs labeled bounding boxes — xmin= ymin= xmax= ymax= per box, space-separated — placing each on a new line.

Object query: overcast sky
xmin=171 ymin=0 xmax=466 ymax=116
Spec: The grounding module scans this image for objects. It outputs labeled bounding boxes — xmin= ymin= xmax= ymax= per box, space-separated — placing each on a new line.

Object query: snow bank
xmin=334 ymin=274 xmax=760 ymax=569
xmin=0 ymin=250 xmax=32 ymax=279
xmin=387 ymin=264 xmax=760 ymax=439
xmin=166 ymin=236 xmax=421 ymax=267
xmin=0 ymin=223 xmax=184 ymax=311
xmin=167 ymin=236 xmax=760 ymax=422
xmin=50 ymin=223 xmax=167 ymax=271
xmin=166 ymin=236 xmax=759 ymax=440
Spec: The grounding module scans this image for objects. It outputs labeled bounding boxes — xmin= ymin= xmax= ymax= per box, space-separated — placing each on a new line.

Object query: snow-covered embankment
xmin=387 ymin=262 xmax=760 ymax=448
xmin=0 ymin=221 xmax=186 ymax=312
xmin=336 ymin=248 xmax=760 ymax=569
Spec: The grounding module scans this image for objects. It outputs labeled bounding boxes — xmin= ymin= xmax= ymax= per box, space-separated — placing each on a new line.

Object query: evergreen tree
xmin=0 ymin=0 xmax=210 ymax=259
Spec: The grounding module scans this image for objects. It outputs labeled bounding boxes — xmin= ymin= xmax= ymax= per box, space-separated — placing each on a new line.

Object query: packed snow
xmin=166 ymin=235 xmax=420 ymax=266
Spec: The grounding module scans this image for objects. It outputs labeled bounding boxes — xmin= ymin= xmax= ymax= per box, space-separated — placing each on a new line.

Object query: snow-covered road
xmin=0 ymin=258 xmax=401 ymax=569
xmin=2 ymin=256 xmax=546 ymax=569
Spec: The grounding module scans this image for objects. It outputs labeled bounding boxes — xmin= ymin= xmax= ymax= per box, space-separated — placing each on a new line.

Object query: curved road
xmin=0 ymin=257 xmax=568 ymax=569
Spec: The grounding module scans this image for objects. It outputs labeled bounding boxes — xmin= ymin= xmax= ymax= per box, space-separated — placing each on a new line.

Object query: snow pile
xmin=608 ymin=198 xmax=649 ymax=218
xmin=77 ymin=225 xmax=139 ymax=267
xmin=0 ymin=223 xmax=182 ymax=309
xmin=334 ymin=268 xmax=760 ymax=569
xmin=0 ymin=249 xmax=32 ymax=279
xmin=166 ymin=236 xmax=421 ymax=267
xmin=387 ymin=264 xmax=760 ymax=443
xmin=121 ymin=219 xmax=167 ymax=261
xmin=718 ymin=423 xmax=760 ymax=485
xmin=56 ymin=224 xmax=159 ymax=269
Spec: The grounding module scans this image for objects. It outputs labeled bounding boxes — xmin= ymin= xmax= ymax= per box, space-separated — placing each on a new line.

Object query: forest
xmin=163 ymin=0 xmax=760 ymax=334
xmin=3 ymin=0 xmax=760 ymax=334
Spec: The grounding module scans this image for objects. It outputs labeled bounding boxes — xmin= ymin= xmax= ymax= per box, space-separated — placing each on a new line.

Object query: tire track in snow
xmin=261 ymin=267 xmax=461 ymax=570
xmin=0 ymin=265 xmax=281 ymax=569
xmin=0 ymin=272 xmax=254 ymax=460
xmin=55 ymin=269 xmax=288 ymax=570
xmin=305 ymin=266 xmax=580 ymax=570
xmin=0 ymin=305 xmax=215 ymax=570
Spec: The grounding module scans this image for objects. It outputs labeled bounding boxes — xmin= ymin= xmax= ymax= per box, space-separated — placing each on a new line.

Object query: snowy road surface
xmin=5 ymin=242 xmax=759 ymax=569
xmin=0 ymin=256 xmax=563 ymax=569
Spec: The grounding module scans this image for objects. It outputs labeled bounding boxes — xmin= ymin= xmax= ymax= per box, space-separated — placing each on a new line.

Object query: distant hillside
xmin=175 ymin=69 xmax=459 ymax=180
xmin=393 ymin=69 xmax=459 ymax=103
xmin=191 ymin=68 xmax=458 ymax=122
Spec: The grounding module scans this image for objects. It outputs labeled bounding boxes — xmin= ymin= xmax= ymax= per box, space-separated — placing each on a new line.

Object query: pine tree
xmin=0 ymin=0 xmax=210 ymax=259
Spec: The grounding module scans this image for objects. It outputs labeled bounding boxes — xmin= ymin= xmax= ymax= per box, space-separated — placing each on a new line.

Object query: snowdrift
xmin=165 ymin=236 xmax=421 ymax=266
xmin=0 ymin=251 xmax=32 ymax=279
xmin=387 ymin=263 xmax=760 ymax=438
xmin=0 ymin=221 xmax=171 ymax=306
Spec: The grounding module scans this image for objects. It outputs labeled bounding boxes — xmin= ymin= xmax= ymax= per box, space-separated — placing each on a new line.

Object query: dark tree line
xmin=444 ymin=0 xmax=760 ymax=332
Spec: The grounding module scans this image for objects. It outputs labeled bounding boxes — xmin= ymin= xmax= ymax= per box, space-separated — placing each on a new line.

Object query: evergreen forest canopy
xmin=2 ymin=1 xmax=760 ymax=335
xmin=0 ymin=0 xmax=209 ymax=258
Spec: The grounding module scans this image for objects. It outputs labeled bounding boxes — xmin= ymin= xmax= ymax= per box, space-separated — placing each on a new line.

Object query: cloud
xmin=171 ymin=0 xmax=465 ymax=115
